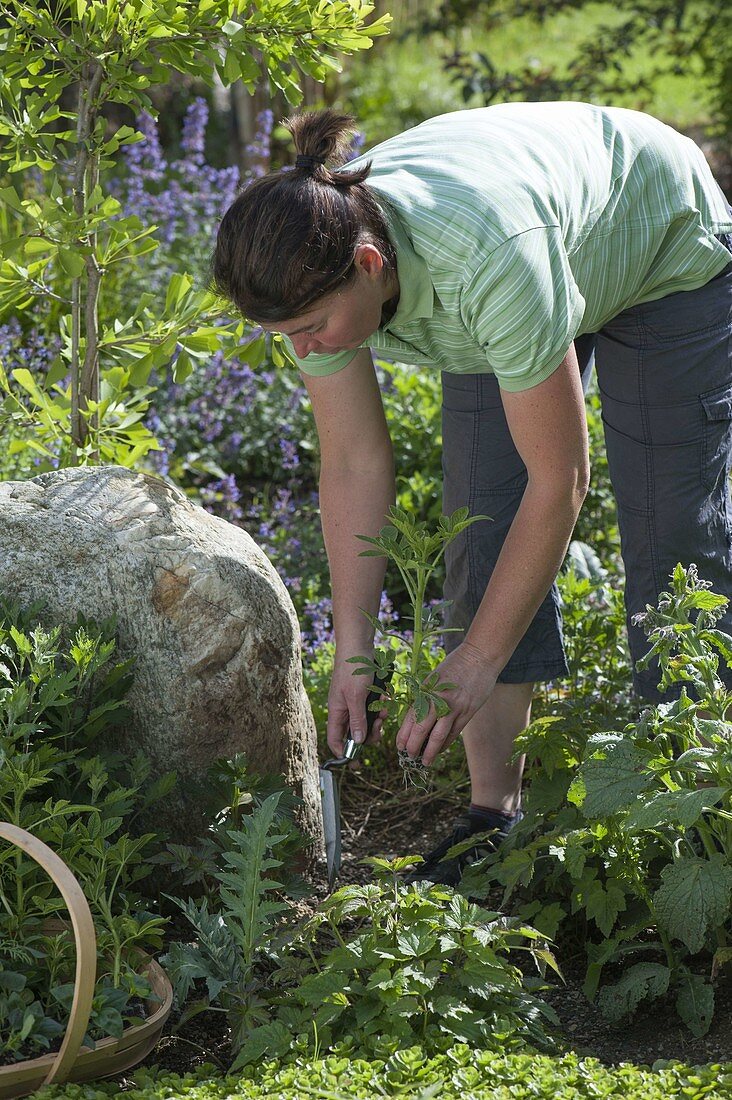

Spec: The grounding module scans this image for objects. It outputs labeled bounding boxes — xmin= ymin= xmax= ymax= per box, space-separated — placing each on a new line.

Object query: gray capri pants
xmin=441 ymin=237 xmax=732 ymax=701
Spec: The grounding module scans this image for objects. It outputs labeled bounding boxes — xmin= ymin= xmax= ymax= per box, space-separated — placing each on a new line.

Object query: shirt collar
xmin=370 ymin=192 xmax=435 ymax=332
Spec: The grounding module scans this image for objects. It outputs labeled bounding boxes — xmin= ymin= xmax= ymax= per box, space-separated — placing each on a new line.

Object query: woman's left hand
xmin=395 ymin=641 xmax=498 ymax=767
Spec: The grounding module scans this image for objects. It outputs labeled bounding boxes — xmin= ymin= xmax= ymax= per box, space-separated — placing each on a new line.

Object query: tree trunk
xmin=231 ymin=78 xmax=273 ymax=177
xmin=70 ymin=60 xmax=104 ymax=460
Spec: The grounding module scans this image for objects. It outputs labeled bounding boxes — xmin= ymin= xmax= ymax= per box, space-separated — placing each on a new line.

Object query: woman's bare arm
xmin=396 ymin=344 xmax=591 ymax=765
xmin=301 ymin=348 xmax=396 ymax=748
xmin=464 ymin=344 xmax=590 ymax=672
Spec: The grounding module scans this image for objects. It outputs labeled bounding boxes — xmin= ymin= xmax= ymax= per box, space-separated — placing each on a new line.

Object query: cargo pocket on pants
xmin=700 ymin=381 xmax=732 ymax=494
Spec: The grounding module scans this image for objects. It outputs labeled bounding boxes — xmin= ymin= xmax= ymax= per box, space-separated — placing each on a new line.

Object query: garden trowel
xmin=319 ymin=671 xmax=391 ymax=889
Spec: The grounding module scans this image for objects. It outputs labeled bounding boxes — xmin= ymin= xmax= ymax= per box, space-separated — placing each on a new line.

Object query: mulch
xmin=138 ymin=761 xmax=732 ymax=1078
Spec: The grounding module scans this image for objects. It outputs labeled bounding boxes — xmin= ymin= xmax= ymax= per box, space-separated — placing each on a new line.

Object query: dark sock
xmin=469 ymin=802 xmax=517 ymax=822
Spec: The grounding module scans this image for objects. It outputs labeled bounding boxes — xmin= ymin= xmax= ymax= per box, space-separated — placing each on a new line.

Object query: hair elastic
xmin=295 ymin=153 xmax=326 ymax=170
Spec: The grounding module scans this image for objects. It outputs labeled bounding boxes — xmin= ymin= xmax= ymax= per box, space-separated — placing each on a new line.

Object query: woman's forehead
xmin=261 ymin=287 xmax=350 ymax=334
xmin=262 ymin=308 xmax=323 ymax=335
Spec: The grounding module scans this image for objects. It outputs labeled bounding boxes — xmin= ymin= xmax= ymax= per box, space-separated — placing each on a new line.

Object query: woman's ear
xmin=354 ymin=242 xmax=385 ymax=278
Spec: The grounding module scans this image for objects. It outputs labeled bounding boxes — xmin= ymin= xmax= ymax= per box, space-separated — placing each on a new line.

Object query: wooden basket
xmin=0 ymin=822 xmax=173 ymax=1100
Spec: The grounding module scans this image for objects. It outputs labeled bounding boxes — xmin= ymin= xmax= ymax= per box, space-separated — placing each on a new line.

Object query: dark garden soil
xmin=138 ymin=763 xmax=732 ymax=1080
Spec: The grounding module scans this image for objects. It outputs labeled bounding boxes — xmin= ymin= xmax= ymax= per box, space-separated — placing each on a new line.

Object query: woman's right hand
xmin=326 ymin=653 xmax=388 ymax=758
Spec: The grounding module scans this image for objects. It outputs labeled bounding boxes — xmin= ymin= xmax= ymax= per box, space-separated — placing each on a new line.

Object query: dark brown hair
xmin=209 ymin=110 xmax=396 ymax=322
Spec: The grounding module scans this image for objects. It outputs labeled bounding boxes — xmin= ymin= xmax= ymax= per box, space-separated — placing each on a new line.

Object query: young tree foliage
xmin=0 ymin=0 xmax=390 ymax=463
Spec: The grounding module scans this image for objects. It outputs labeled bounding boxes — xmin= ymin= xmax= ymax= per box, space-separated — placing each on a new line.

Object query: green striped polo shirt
xmin=284 ymin=102 xmax=732 ymax=391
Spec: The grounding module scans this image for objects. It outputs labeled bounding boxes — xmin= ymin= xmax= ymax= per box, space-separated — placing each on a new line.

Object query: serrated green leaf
xmin=230 ymin=1020 xmax=292 ymax=1069
xmin=653 ymin=856 xmax=732 ymax=952
xmin=624 ymin=787 xmax=726 ymax=831
xmin=577 ymin=737 xmax=653 ymax=818
xmin=584 ymin=876 xmax=627 ymax=937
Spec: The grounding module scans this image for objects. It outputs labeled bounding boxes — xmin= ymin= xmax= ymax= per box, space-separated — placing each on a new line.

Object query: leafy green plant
xmin=463 ymin=564 xmax=732 ymax=1036
xmin=0 ymin=962 xmax=64 ymax=1062
xmin=23 ymin=1046 xmax=732 ymax=1100
xmin=348 ymin=505 xmax=488 ymax=782
xmin=229 ymin=854 xmax=560 ymax=1068
xmin=0 ymin=602 xmax=173 ymax=1056
xmin=161 ymin=789 xmax=309 ymax=1051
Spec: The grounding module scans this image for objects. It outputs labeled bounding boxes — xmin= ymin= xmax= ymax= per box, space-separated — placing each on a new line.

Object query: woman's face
xmin=262 ymin=244 xmax=396 ymax=361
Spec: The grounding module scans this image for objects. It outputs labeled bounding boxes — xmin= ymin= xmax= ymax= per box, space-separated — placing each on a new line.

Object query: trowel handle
xmin=343 ymin=667 xmax=393 ymax=760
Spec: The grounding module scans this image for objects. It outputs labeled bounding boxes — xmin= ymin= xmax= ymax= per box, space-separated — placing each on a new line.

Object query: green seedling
xmin=348 ymin=505 xmax=489 ymax=786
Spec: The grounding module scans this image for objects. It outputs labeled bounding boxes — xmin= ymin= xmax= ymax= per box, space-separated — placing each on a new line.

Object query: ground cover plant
xmin=30 ymin=1046 xmax=732 ymax=1099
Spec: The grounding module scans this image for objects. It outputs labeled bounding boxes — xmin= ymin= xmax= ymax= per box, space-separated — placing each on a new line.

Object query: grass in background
xmin=334 ymin=1 xmax=711 ymax=145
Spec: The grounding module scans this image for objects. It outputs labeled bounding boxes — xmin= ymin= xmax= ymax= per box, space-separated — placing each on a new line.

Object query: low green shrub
xmin=33 ymin=1046 xmax=732 ymax=1099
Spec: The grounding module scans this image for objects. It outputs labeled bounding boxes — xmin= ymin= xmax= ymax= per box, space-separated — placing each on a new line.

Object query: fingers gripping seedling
xmin=347 ymin=505 xmax=488 ymax=784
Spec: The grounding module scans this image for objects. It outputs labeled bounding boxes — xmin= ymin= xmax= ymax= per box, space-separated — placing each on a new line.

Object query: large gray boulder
xmin=0 ymin=465 xmax=323 ymax=853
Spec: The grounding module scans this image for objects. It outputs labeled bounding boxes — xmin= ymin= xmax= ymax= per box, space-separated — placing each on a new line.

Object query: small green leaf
xmin=57 ymin=249 xmax=86 ymax=278
xmin=173 ymin=348 xmax=193 ymax=384
xmin=584 ymin=876 xmax=627 ymax=938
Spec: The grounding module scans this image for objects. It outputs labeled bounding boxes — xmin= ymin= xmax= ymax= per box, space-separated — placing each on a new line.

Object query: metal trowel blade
xmin=319 ymin=765 xmax=341 ymax=889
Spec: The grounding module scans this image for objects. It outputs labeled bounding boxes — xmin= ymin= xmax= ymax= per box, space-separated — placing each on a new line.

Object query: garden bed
xmin=136 ymin=768 xmax=732 ymax=1077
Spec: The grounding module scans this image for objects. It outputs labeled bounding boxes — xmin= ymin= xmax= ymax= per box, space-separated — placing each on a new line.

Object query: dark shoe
xmin=403 ymin=807 xmax=523 ymax=887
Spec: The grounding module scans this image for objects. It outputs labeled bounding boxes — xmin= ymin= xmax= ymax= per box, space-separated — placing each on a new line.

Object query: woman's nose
xmin=291 ymin=336 xmax=317 ymax=358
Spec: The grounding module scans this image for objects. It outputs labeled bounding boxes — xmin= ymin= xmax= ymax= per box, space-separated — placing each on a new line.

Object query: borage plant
xmin=348 ymin=505 xmax=488 ymax=786
xmin=466 ymin=564 xmax=732 ymax=1036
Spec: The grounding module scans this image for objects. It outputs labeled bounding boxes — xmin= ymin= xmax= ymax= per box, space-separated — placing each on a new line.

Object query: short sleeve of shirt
xmin=282 ymin=336 xmax=359 ymax=377
xmin=460 ymin=226 xmax=586 ymax=391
